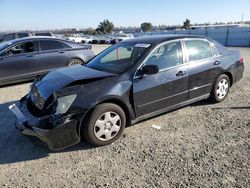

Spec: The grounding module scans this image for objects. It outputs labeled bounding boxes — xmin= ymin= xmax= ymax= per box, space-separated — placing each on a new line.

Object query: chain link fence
xmin=135 ymin=27 xmax=250 ymax=47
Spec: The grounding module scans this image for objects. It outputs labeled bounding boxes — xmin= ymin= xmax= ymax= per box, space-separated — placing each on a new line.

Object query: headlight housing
xmin=55 ymin=95 xmax=76 ymax=115
xmin=30 ymin=86 xmax=46 ymax=110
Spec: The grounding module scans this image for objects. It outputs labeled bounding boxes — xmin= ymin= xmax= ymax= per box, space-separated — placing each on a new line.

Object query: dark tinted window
xmin=39 ymin=40 xmax=65 ymax=51
xmin=35 ymin=33 xmax=52 ymax=36
xmin=18 ymin=33 xmax=29 ymax=38
xmin=6 ymin=41 xmax=34 ymax=56
xmin=144 ymin=41 xmax=183 ymax=70
xmin=185 ymin=40 xmax=212 ymax=61
xmin=3 ymin=34 xmax=15 ymax=41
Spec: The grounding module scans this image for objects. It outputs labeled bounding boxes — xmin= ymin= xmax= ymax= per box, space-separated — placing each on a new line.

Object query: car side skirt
xmin=131 ymin=93 xmax=210 ymax=125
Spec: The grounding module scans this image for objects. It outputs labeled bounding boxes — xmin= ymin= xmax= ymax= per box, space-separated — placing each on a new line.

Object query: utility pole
xmin=241 ymin=13 xmax=244 ymax=23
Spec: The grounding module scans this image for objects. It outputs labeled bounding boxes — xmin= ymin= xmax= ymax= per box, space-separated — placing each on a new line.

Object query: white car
xmin=66 ymin=34 xmax=86 ymax=43
xmin=116 ymin=33 xmax=134 ymax=41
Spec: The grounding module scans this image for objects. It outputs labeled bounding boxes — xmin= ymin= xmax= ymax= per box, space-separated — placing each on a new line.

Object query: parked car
xmin=33 ymin=32 xmax=54 ymax=37
xmin=0 ymin=32 xmax=32 ymax=43
xmin=10 ymin=35 xmax=244 ymax=150
xmin=66 ymin=34 xmax=86 ymax=43
xmin=0 ymin=36 xmax=94 ymax=85
xmin=115 ymin=33 xmax=134 ymax=42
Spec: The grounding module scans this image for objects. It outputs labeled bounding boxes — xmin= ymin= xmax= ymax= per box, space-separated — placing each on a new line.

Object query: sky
xmin=0 ymin=0 xmax=250 ymax=32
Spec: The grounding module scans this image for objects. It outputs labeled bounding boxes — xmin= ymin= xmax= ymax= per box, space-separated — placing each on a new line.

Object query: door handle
xmin=176 ymin=71 xmax=187 ymax=77
xmin=214 ymin=60 xmax=221 ymax=65
xmin=58 ymin=51 xmax=65 ymax=53
xmin=26 ymin=54 xmax=33 ymax=57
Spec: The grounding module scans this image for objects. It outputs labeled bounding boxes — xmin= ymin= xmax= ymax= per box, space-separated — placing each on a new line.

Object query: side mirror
xmin=141 ymin=64 xmax=159 ymax=75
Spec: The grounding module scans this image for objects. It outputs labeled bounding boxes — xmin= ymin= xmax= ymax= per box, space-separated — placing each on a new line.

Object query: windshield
xmin=86 ymin=42 xmax=150 ymax=74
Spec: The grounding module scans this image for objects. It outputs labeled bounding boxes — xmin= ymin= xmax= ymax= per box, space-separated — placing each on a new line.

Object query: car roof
xmin=122 ymin=34 xmax=207 ymax=44
xmin=3 ymin=36 xmax=70 ymax=47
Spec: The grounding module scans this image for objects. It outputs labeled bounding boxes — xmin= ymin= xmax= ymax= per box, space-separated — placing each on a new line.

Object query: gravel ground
xmin=0 ymin=46 xmax=249 ymax=187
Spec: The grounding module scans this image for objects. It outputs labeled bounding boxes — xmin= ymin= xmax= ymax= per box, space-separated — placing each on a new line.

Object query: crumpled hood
xmin=34 ymin=65 xmax=115 ymax=99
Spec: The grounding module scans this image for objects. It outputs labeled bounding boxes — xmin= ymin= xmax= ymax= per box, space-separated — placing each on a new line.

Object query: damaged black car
xmin=9 ymin=35 xmax=244 ymax=150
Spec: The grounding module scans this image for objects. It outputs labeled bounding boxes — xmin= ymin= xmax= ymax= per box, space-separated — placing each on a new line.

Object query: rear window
xmin=185 ymin=40 xmax=212 ymax=61
xmin=39 ymin=40 xmax=65 ymax=51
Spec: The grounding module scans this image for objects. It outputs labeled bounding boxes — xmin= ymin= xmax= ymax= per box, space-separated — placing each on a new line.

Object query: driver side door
xmin=133 ymin=41 xmax=189 ymax=117
xmin=0 ymin=40 xmax=38 ymax=83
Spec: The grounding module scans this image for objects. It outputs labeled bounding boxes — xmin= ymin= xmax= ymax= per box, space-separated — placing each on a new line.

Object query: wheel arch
xmin=221 ymin=71 xmax=233 ymax=86
xmin=67 ymin=57 xmax=85 ymax=66
xmin=78 ymin=97 xmax=134 ymax=138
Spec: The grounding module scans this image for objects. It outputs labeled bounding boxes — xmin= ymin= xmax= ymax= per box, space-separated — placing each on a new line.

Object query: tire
xmin=82 ymin=103 xmax=126 ymax=146
xmin=209 ymin=74 xmax=230 ymax=103
xmin=68 ymin=58 xmax=83 ymax=66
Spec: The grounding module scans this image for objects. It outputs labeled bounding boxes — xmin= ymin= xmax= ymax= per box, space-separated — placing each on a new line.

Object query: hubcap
xmin=70 ymin=60 xmax=80 ymax=65
xmin=216 ymin=79 xmax=229 ymax=99
xmin=94 ymin=111 xmax=121 ymax=141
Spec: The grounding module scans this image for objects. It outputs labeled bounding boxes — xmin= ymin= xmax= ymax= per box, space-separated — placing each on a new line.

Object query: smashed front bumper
xmin=9 ymin=99 xmax=81 ymax=150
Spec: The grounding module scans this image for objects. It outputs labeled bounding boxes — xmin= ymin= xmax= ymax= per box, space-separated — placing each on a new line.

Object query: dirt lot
xmin=0 ymin=46 xmax=249 ymax=187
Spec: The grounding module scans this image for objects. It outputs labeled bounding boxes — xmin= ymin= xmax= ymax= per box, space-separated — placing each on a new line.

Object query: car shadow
xmin=0 ymin=101 xmax=93 ymax=165
xmin=190 ymin=99 xmax=214 ymax=106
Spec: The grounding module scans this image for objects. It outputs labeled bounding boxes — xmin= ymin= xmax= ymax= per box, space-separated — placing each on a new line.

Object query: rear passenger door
xmin=183 ymin=39 xmax=223 ymax=99
xmin=36 ymin=40 xmax=70 ymax=73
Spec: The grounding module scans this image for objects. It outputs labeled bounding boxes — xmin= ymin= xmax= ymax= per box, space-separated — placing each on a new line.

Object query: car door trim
xmin=132 ymin=93 xmax=210 ymax=124
xmin=137 ymin=90 xmax=188 ymax=109
xmin=189 ymin=83 xmax=212 ymax=92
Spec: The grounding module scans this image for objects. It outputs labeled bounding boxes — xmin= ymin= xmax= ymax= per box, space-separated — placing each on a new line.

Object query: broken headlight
xmin=55 ymin=95 xmax=76 ymax=115
xmin=30 ymin=86 xmax=46 ymax=110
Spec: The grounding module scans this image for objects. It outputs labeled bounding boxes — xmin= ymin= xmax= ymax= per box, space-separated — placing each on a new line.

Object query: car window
xmin=3 ymin=34 xmax=15 ymax=41
xmin=210 ymin=44 xmax=221 ymax=57
xmin=100 ymin=46 xmax=132 ymax=63
xmin=185 ymin=40 xmax=212 ymax=61
xmin=86 ymin=42 xmax=148 ymax=74
xmin=6 ymin=41 xmax=34 ymax=56
xmin=18 ymin=33 xmax=29 ymax=38
xmin=35 ymin=33 xmax=52 ymax=36
xmin=39 ymin=40 xmax=65 ymax=51
xmin=144 ymin=41 xmax=183 ymax=70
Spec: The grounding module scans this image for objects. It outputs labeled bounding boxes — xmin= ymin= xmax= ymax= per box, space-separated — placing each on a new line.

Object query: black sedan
xmin=0 ymin=37 xmax=95 ymax=86
xmin=9 ymin=35 xmax=244 ymax=150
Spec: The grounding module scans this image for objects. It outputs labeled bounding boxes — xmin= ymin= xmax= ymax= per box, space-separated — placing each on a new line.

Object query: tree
xmin=140 ymin=22 xmax=153 ymax=32
xmin=183 ymin=19 xmax=191 ymax=30
xmin=84 ymin=27 xmax=96 ymax=35
xmin=96 ymin=19 xmax=114 ymax=34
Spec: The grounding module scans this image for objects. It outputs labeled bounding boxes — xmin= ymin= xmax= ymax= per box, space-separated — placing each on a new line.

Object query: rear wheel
xmin=82 ymin=103 xmax=126 ymax=146
xmin=210 ymin=74 xmax=230 ymax=103
xmin=68 ymin=58 xmax=83 ymax=66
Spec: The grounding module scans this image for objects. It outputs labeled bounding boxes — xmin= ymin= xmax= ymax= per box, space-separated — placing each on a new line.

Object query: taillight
xmin=240 ymin=56 xmax=244 ymax=64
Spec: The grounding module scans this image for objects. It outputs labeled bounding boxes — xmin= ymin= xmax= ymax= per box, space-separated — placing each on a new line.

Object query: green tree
xmin=140 ymin=22 xmax=153 ymax=32
xmin=96 ymin=19 xmax=114 ymax=34
xmin=183 ymin=19 xmax=191 ymax=30
xmin=84 ymin=27 xmax=96 ymax=35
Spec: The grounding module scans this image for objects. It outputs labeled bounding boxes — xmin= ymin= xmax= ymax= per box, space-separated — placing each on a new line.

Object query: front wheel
xmin=82 ymin=103 xmax=126 ymax=146
xmin=210 ymin=74 xmax=230 ymax=103
xmin=68 ymin=58 xmax=83 ymax=66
